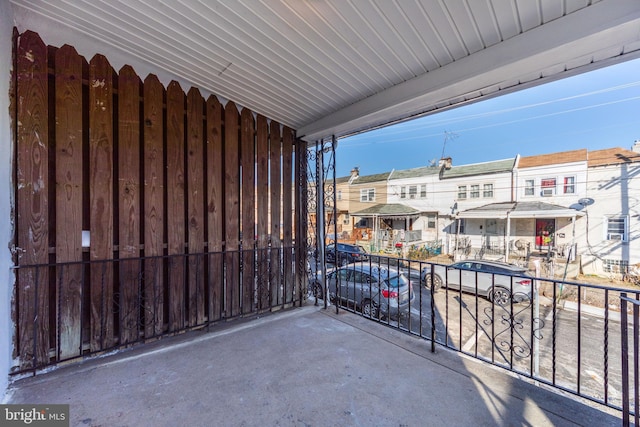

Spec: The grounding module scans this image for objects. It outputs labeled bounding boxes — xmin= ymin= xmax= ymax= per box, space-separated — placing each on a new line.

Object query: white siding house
xmin=441 ymin=158 xmax=517 ymax=255
xmin=581 ymin=147 xmax=640 ymax=275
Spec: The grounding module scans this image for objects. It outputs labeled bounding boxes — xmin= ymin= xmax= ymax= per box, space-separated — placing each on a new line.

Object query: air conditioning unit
xmin=608 ymin=233 xmax=623 ymax=241
xmin=541 ymin=188 xmax=554 ymax=197
xmin=409 ymin=194 xmax=415 ymax=199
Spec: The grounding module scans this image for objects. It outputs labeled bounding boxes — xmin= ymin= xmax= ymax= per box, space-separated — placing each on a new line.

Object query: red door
xmin=535 ymin=219 xmax=555 ymax=249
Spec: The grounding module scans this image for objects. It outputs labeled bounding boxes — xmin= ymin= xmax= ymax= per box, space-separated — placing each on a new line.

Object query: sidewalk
xmin=4 ymin=304 xmax=621 ymax=426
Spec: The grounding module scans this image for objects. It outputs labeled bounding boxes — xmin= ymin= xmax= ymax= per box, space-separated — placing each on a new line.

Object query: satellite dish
xmin=578 ymin=198 xmax=595 ymax=206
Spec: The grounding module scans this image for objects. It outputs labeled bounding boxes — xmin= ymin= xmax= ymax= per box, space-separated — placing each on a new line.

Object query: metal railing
xmin=621 ymin=293 xmax=640 ymax=426
xmin=320 ymin=252 xmax=639 ymax=417
xmin=11 ymin=246 xmax=303 ymax=375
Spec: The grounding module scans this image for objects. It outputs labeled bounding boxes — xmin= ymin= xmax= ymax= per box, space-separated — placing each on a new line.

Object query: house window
xmin=426 ymin=214 xmax=436 ymax=229
xmin=337 ymin=190 xmax=342 ymax=201
xmin=605 ymin=216 xmax=628 ymax=242
xmin=409 ymin=185 xmax=417 ymax=199
xmin=524 ymin=179 xmax=535 ymax=196
xmin=453 ymin=219 xmax=465 ymax=234
xmin=541 ymin=178 xmax=556 ymax=196
xmin=420 ymin=185 xmax=427 ymax=198
xmin=457 ymin=185 xmax=467 ymax=199
xmin=563 ymin=176 xmax=575 ymax=194
xmin=470 ymin=184 xmax=480 ymax=198
xmin=483 ymin=183 xmax=493 ymax=198
xmin=400 ymin=186 xmax=406 ymax=199
xmin=360 ymin=188 xmax=375 ymax=202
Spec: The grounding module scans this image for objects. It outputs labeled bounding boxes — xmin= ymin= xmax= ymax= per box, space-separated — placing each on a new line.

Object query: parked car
xmin=421 ymin=260 xmax=533 ymax=305
xmin=325 ymin=243 xmax=369 ymax=266
xmin=310 ymin=262 xmax=415 ymax=319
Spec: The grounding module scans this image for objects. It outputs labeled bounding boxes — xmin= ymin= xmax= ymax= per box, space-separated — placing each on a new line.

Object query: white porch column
xmin=505 ymin=213 xmax=512 ymax=262
xmin=0 ymin=0 xmax=15 ymax=396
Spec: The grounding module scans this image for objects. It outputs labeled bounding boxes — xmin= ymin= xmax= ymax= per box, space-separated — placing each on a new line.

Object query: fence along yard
xmin=13 ymin=30 xmax=304 ymax=373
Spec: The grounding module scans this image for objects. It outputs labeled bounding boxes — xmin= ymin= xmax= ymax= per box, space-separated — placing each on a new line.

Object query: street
xmin=393 ymin=283 xmax=627 ymax=408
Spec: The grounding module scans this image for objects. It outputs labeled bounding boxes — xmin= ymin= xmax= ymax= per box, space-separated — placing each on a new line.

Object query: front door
xmin=535 ymin=219 xmax=556 ymax=249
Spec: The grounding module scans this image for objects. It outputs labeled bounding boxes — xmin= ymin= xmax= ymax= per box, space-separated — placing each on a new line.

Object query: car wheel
xmin=489 ymin=287 xmax=510 ymax=306
xmin=424 ymin=273 xmax=443 ymax=291
xmin=361 ymin=299 xmax=379 ymax=318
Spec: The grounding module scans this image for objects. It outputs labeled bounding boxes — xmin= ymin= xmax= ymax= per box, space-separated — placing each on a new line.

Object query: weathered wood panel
xmin=166 ymin=81 xmax=186 ymax=331
xmin=89 ymin=54 xmax=115 ymax=351
xmin=16 ymin=31 xmax=50 ymax=368
xmin=255 ymin=115 xmax=270 ymax=310
xmin=187 ymin=88 xmax=205 ymax=325
xmin=269 ymin=120 xmax=282 ymax=307
xmin=224 ymin=101 xmax=240 ymax=317
xmin=206 ymin=95 xmax=223 ymax=322
xmin=12 ymin=29 xmax=306 ymax=371
xmin=282 ymin=127 xmax=294 ymax=304
xmin=142 ymin=74 xmax=165 ymax=338
xmin=240 ymin=108 xmax=255 ymax=314
xmin=54 ymin=44 xmax=84 ymax=359
xmin=118 ymin=65 xmax=141 ymax=344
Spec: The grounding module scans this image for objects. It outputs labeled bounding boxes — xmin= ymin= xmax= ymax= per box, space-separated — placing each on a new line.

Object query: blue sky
xmin=335 ymin=57 xmax=640 ymax=178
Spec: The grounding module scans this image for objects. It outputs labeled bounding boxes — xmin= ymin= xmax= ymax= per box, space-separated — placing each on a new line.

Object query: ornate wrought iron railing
xmin=316 ymin=252 xmax=639 ymax=417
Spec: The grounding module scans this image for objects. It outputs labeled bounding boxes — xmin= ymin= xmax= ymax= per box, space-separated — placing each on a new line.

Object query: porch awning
xmin=456 ymin=201 xmax=585 ymax=219
xmin=352 ymin=204 xmax=420 ymax=219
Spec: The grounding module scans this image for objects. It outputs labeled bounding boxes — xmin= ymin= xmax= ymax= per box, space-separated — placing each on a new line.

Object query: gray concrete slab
xmin=3 ymin=304 xmax=621 ymax=427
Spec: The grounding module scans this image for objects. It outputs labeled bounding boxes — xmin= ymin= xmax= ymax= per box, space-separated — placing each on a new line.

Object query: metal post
xmin=621 ymin=293 xmax=629 ymax=427
xmin=316 ymin=141 xmax=327 ymax=310
xmin=533 ymin=259 xmax=540 ymax=377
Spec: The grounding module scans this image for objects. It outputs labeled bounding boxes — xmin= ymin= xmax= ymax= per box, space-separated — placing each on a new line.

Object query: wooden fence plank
xmin=256 ymin=115 xmax=269 ymax=309
xmin=224 ymin=101 xmax=240 ymax=317
xmin=89 ymin=54 xmax=115 ymax=351
xmin=187 ymin=88 xmax=205 ymax=325
xmin=143 ymin=74 xmax=165 ymax=338
xmin=13 ymin=29 xmax=305 ymax=371
xmin=241 ymin=108 xmax=255 ymax=314
xmin=16 ymin=30 xmax=50 ymax=368
xmin=118 ymin=65 xmax=141 ymax=344
xmin=206 ymin=95 xmax=223 ymax=322
xmin=269 ymin=120 xmax=282 ymax=307
xmin=166 ymin=81 xmax=186 ymax=331
xmin=54 ymin=44 xmax=84 ymax=359
xmin=282 ymin=127 xmax=294 ymax=304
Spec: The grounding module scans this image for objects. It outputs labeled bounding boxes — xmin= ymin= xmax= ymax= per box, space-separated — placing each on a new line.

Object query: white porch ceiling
xmin=10 ymin=0 xmax=640 ymax=142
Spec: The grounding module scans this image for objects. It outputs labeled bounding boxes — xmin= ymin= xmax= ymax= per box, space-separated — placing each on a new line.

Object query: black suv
xmin=325 ymin=243 xmax=368 ymax=266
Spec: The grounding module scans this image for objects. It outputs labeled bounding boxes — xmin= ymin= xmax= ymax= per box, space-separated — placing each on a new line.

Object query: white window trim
xmin=483 ymin=183 xmax=494 ymax=198
xmin=524 ymin=179 xmax=535 ymax=197
xmin=360 ymin=188 xmax=375 ymax=202
xmin=470 ymin=184 xmax=480 ymax=199
xmin=563 ymin=176 xmax=576 ymax=194
xmin=457 ymin=185 xmax=467 ymax=200
xmin=541 ymin=177 xmax=557 ymax=196
xmin=604 ymin=215 xmax=629 ymax=242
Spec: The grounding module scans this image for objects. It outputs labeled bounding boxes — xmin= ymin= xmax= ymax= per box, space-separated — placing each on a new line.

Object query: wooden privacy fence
xmin=12 ymin=30 xmax=307 ymax=373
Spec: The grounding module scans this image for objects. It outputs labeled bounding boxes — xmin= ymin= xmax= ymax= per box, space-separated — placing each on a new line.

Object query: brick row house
xmin=333 ymin=144 xmax=640 ymax=277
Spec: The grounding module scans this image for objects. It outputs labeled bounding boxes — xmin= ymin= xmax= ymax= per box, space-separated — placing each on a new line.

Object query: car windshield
xmin=384 ymin=274 xmax=408 ymax=288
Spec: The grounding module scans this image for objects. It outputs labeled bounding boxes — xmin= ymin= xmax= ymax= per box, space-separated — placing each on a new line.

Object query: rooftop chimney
xmin=438 ymin=157 xmax=452 ymax=169
xmin=348 ymin=167 xmax=359 ymax=184
xmin=633 ymin=140 xmax=640 ymax=153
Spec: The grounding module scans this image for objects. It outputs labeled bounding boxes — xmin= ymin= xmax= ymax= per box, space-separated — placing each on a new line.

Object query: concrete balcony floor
xmin=3 ymin=304 xmax=621 ymax=426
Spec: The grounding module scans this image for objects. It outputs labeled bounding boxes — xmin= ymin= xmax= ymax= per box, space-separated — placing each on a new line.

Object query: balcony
xmin=8 ymin=248 xmax=639 ymax=425
xmin=4 ymin=304 xmax=622 ymax=426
